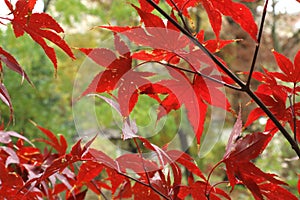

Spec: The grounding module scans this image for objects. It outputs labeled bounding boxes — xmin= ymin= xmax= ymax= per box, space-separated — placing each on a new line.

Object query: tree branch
xmin=43 ymin=0 xmax=52 ymax=13
xmin=246 ymin=0 xmax=269 ymax=88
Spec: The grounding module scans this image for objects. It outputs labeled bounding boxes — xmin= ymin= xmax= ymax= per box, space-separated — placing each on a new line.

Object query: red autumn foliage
xmin=0 ymin=0 xmax=299 ymax=199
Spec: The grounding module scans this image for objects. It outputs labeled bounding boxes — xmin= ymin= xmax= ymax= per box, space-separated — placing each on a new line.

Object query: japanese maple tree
xmin=0 ymin=0 xmax=299 ymax=199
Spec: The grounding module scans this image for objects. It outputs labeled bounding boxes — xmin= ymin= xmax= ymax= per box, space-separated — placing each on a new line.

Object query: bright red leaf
xmin=8 ymin=0 xmax=75 ymax=69
xmin=200 ymin=0 xmax=258 ymax=40
xmin=271 ymin=50 xmax=300 ymax=83
xmin=35 ymin=125 xmax=67 ymax=155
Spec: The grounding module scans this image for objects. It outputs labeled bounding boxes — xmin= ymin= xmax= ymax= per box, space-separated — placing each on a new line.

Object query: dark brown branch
xmin=43 ymin=0 xmax=52 ymax=13
xmin=169 ymin=0 xmax=191 ymax=34
xmin=246 ymin=0 xmax=269 ymax=87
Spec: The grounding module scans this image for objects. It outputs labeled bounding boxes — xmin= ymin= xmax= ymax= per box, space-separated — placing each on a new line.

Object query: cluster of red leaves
xmin=0 ymin=119 xmax=297 ymax=199
xmin=0 ymin=0 xmax=75 ymax=122
xmin=81 ymin=4 xmax=233 ymax=144
xmin=222 ymin=111 xmax=298 ymax=199
xmin=245 ymin=50 xmax=300 ymax=142
xmin=0 ymin=124 xmax=232 ymax=200
xmin=78 ymin=0 xmax=299 ymax=199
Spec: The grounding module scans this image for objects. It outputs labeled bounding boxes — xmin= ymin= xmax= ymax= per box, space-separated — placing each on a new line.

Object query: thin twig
xmin=155 ymin=61 xmax=242 ymax=91
xmin=133 ymin=138 xmax=171 ymax=200
xmin=90 ymin=179 xmax=109 ymax=200
xmin=169 ymin=0 xmax=191 ymax=34
xmin=206 ymin=181 xmax=230 ymax=199
xmin=145 ymin=0 xmax=300 ymax=158
xmin=289 ymin=83 xmax=297 ymax=143
xmin=293 ymin=83 xmax=297 ymax=143
xmin=246 ymin=0 xmax=269 ymax=88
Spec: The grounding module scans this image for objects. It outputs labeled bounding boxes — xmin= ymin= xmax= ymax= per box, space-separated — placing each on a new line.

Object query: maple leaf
xmin=0 ymin=83 xmax=13 ymax=122
xmin=270 ymin=50 xmax=300 ymax=83
xmin=178 ymin=174 xmax=230 ymax=199
xmin=34 ymin=124 xmax=67 ymax=155
xmin=199 ymin=0 xmax=258 ymax=40
xmin=80 ymin=35 xmax=131 ymax=107
xmin=139 ymin=69 xmax=206 ymax=144
xmin=222 ymin=115 xmax=297 ymax=199
xmin=0 ymin=47 xmax=31 ymax=83
xmin=244 ymin=68 xmax=293 ymax=128
xmin=7 ymin=0 xmax=75 ymax=70
xmin=196 ymin=30 xmax=238 ymax=53
xmin=167 ymin=150 xmax=206 ymax=180
xmin=81 ymin=33 xmax=158 ymax=117
xmin=0 ymin=130 xmax=33 ymax=146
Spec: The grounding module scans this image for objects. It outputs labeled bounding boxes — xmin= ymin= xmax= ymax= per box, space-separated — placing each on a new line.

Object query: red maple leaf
xmin=6 ymin=0 xmax=75 ymax=70
xmin=222 ymin=114 xmax=298 ymax=199
xmin=80 ymin=34 xmax=156 ymax=116
xmin=270 ymin=50 xmax=300 ymax=83
xmin=178 ymin=174 xmax=230 ymax=199
xmin=199 ymin=0 xmax=258 ymax=40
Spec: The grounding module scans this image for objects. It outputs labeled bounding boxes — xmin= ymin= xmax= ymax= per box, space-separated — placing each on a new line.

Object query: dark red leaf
xmin=28 ymin=0 xmax=37 ymax=11
xmin=4 ymin=0 xmax=13 ymax=12
xmin=0 ymin=47 xmax=31 ymax=83
xmin=132 ymin=182 xmax=161 ymax=199
xmin=224 ymin=132 xmax=272 ymax=161
xmin=116 ymin=153 xmax=158 ymax=173
xmin=67 ymin=189 xmax=88 ymax=200
xmin=0 ymin=84 xmax=13 ymax=121
xmin=259 ymin=183 xmax=298 ymax=200
xmin=84 ymin=148 xmax=116 ymax=170
xmin=178 ymin=180 xmax=230 ymax=200
xmin=114 ymin=180 xmax=133 ymax=199
xmin=167 ymin=150 xmax=206 ymax=180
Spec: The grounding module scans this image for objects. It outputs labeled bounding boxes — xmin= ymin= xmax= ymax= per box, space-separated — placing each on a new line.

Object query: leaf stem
xmin=246 ymin=0 xmax=269 ymax=88
xmin=206 ymin=181 xmax=230 ymax=199
xmin=145 ymin=0 xmax=300 ymax=158
xmin=155 ymin=61 xmax=242 ymax=91
xmin=205 ymin=160 xmax=223 ymax=196
xmin=289 ymin=83 xmax=297 ymax=143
